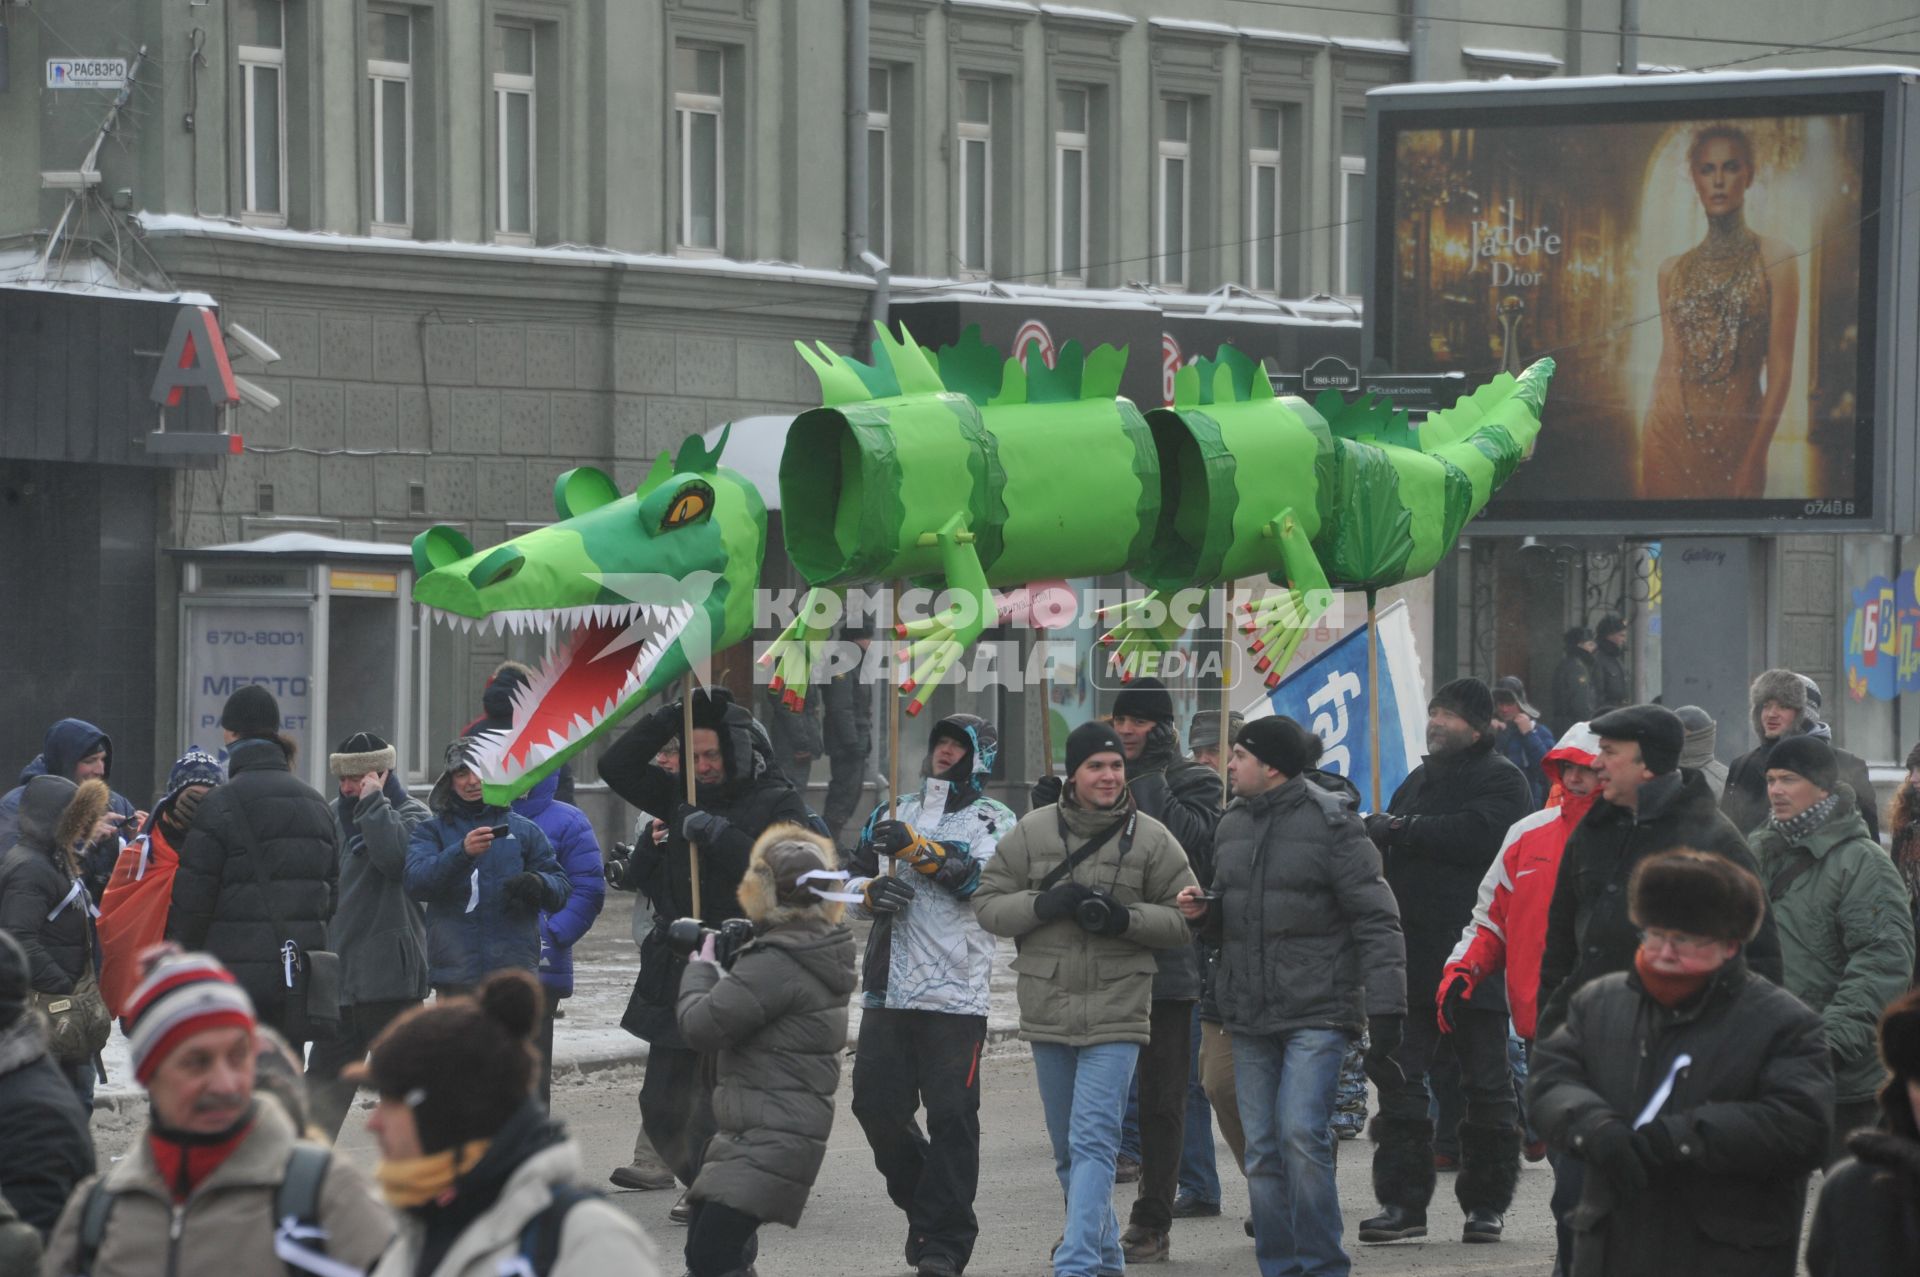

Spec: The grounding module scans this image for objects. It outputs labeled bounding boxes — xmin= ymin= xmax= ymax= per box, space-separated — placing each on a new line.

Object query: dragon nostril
xmin=471 ymin=546 xmax=526 ymax=589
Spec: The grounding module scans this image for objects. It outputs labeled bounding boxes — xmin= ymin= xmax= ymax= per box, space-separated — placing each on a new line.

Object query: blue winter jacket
xmin=0 ymin=718 xmax=138 ymax=893
xmin=511 ymin=774 xmax=607 ymax=1000
xmin=1493 ymin=719 xmax=1556 ymax=808
xmin=406 ymin=807 xmax=570 ymax=988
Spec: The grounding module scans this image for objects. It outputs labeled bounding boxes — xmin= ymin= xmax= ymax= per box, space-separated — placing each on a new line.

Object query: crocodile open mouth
xmin=420 ymin=601 xmax=694 ymax=783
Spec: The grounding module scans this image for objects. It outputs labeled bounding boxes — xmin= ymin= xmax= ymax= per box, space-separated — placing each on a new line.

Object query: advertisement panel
xmin=1369 ymin=71 xmax=1914 ymax=532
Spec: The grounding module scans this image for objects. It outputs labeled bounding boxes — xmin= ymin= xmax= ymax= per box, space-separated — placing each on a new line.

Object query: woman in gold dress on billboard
xmin=1641 ymin=124 xmax=1799 ymax=499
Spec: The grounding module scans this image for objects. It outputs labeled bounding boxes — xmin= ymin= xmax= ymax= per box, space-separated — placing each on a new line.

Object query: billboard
xmin=1369 ymin=70 xmax=1918 ymax=532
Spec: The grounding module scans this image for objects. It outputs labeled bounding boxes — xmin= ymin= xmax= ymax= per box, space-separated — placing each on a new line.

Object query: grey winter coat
xmin=0 ymin=777 xmax=101 ymax=996
xmin=330 ymin=776 xmax=432 ymax=1005
xmin=677 ymin=839 xmax=857 ymax=1228
xmin=1205 ymin=776 xmax=1406 ymax=1037
xmin=1529 ymin=957 xmax=1832 ymax=1277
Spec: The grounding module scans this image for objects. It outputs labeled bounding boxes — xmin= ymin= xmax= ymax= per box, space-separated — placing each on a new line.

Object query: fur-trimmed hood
xmin=15 ymin=775 xmax=108 ymax=869
xmin=737 ymin=823 xmax=846 ymax=927
xmin=1750 ymin=668 xmax=1818 ymax=738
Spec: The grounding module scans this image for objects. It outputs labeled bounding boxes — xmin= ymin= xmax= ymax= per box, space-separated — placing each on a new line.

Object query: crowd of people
xmin=5 ymin=635 xmax=1920 ymax=1276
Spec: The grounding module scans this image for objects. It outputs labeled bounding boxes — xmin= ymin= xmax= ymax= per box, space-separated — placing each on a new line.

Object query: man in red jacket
xmin=1438 ymin=723 xmax=1601 ymax=1048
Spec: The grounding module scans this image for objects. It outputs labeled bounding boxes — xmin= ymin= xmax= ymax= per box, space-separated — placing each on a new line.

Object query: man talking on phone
xmin=406 ymin=737 xmax=569 ymax=1001
xmin=1178 ymin=716 xmax=1405 ymax=1277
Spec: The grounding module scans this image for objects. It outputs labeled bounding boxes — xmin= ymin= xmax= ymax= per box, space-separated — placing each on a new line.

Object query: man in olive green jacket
xmin=1748 ymin=736 xmax=1915 ymax=1160
xmin=976 ymin=722 xmax=1196 ymax=1277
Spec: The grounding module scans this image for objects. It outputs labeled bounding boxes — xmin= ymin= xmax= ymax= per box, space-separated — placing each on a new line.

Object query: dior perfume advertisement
xmin=1372 ymin=87 xmax=1884 ymax=528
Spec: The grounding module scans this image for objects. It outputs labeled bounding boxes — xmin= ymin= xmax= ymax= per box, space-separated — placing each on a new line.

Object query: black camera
xmin=665 ymin=916 xmax=756 ymax=969
xmin=1075 ymin=892 xmax=1121 ymax=932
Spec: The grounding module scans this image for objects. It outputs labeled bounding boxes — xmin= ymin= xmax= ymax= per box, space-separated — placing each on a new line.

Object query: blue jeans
xmin=1178 ymin=1004 xmax=1220 ymax=1203
xmin=1032 ymin=1041 xmax=1139 ymax=1277
xmin=1233 ymin=1028 xmax=1351 ymax=1277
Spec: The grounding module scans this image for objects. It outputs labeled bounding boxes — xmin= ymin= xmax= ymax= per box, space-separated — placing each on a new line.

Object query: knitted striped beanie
xmin=123 ymin=951 xmax=256 ymax=1083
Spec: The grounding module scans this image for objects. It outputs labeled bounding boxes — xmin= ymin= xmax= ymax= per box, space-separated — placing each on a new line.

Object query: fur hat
xmin=1765 ymin=734 xmax=1838 ymax=792
xmin=1430 ymin=678 xmax=1494 ymax=735
xmin=1591 ymin=704 xmax=1685 ymax=776
xmin=737 ymin=824 xmax=845 ymax=927
xmin=1112 ymin=677 xmax=1176 ymax=725
xmin=1564 ymin=625 xmax=1594 ymax=648
xmin=353 ymin=970 xmax=542 ymax=1154
xmin=1235 ymin=715 xmax=1322 ymax=777
xmin=329 ymin=731 xmax=397 ymax=777
xmin=1628 ymin=849 xmax=1766 ymax=944
xmin=1596 ymin=615 xmax=1627 ymax=640
xmin=1749 ymin=668 xmax=1813 ymax=737
xmin=1188 ymin=709 xmax=1245 ymax=753
xmin=55 ymin=779 xmax=110 ymax=870
xmin=219 ymin=685 xmax=282 ymax=737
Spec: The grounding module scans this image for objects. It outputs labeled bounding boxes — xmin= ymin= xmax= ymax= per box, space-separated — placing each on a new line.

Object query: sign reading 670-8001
xmin=47 ymin=59 xmax=128 ymax=89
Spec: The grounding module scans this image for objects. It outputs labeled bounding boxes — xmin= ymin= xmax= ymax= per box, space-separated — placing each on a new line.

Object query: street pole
xmin=1367 ymin=590 xmax=1382 ymax=812
xmin=682 ymin=675 xmax=701 ymax=918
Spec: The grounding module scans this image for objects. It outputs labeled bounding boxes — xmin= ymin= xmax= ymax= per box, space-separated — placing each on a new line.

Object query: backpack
xmin=76 ymin=1145 xmax=338 ymax=1277
xmin=499 ymin=1184 xmax=598 ymax=1277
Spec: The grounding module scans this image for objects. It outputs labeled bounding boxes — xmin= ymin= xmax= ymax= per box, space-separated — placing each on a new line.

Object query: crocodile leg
xmin=893 ymin=513 xmax=995 ymax=717
xmin=1241 ymin=509 xmax=1335 ymax=690
xmin=759 ymin=586 xmax=843 ymax=705
xmin=1094 ymin=591 xmax=1192 ymax=683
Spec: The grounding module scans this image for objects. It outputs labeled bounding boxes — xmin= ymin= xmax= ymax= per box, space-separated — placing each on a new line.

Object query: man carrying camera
xmin=845 ymin=714 xmax=1016 ymax=1277
xmin=975 ymin=722 xmax=1196 ymax=1277
xmin=598 ymin=688 xmax=813 ymax=1215
xmin=1179 ymin=716 xmax=1406 ymax=1277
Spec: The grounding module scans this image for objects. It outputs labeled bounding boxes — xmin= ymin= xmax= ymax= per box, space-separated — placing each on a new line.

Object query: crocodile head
xmin=412 ymin=429 xmax=765 ymax=802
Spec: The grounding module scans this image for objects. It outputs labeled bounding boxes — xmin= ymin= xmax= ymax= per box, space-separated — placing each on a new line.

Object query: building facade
xmin=1 ymin=0 xmax=1915 ymax=811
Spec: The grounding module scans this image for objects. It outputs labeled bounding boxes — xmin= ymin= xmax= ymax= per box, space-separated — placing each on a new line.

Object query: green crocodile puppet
xmin=761 ymin=325 xmax=1553 ymax=713
xmin=411 ymin=430 xmax=764 ymax=802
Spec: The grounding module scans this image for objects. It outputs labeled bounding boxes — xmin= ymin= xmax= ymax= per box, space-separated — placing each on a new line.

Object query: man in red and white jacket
xmin=1436 ymin=722 xmax=1601 ymax=1044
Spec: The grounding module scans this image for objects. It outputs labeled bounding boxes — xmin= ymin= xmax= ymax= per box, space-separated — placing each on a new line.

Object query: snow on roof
xmin=1039 ymin=4 xmax=1135 ymax=26
xmin=947 ymin=0 xmax=1040 ymax=15
xmin=1372 ymin=62 xmax=1919 ymax=96
xmin=188 ymin=532 xmax=415 ymax=559
xmin=1460 ymin=45 xmax=1565 ymax=69
xmin=891 ymin=276 xmax=1167 ymax=312
xmin=1330 ymin=35 xmax=1411 ymax=56
xmin=0 ymin=247 xmax=218 ymax=307
xmin=1240 ymin=28 xmax=1330 ymax=47
xmin=134 ymin=213 xmax=878 ymax=291
xmin=1149 ymin=17 xmax=1238 ymax=38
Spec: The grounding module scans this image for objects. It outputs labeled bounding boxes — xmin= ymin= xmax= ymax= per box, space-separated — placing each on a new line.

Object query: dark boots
xmin=1360 ymin=1115 xmax=1436 ymax=1242
xmin=1455 ymin=1120 xmax=1522 ymax=1243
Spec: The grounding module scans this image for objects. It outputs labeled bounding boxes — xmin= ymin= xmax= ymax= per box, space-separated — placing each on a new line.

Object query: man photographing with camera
xmin=975 ymin=722 xmax=1196 ymax=1277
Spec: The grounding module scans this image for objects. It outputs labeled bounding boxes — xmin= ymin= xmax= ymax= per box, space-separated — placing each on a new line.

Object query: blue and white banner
xmin=1243 ymin=599 xmax=1428 ymax=813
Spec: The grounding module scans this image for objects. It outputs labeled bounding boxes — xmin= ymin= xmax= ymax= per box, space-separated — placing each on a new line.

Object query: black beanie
xmin=1430 ymin=678 xmax=1494 ymax=734
xmin=1111 ymin=677 xmax=1175 ymax=724
xmin=1065 ymin=721 xmax=1125 ymax=777
xmin=354 ymin=970 xmax=542 ymax=1154
xmin=1766 ymin=735 xmax=1838 ymax=792
xmin=219 ymin=685 xmax=282 ymax=737
xmin=1591 ymin=704 xmax=1685 ymax=775
xmin=1235 ymin=716 xmax=1321 ymax=777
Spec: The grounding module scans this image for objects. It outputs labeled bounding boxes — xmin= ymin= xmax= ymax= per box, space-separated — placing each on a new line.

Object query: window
xmin=368 ymin=10 xmax=412 ymax=234
xmin=1248 ymin=106 xmax=1282 ymax=293
xmin=956 ymin=76 xmax=992 ymax=275
xmin=1055 ymin=87 xmax=1089 ymax=285
xmin=1158 ymin=98 xmax=1191 ymax=288
xmin=676 ymin=45 xmax=724 ymax=254
xmin=238 ymin=0 xmax=287 ymax=222
xmin=867 ymin=66 xmax=891 ymax=264
xmin=1339 ymin=113 xmax=1367 ymax=296
xmin=492 ymin=23 xmax=536 ymax=243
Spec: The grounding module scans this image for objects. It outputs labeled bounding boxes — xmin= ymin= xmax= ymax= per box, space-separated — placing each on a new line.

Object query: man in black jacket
xmin=0 ymin=928 xmax=93 ymax=1238
xmin=1359 ymin=678 xmax=1533 ymax=1245
xmin=598 ymin=686 xmax=813 ymax=1211
xmin=166 ymin=686 xmax=339 ymax=1050
xmin=1592 ymin=616 xmax=1630 ymax=709
xmin=1034 ymin=678 xmax=1222 ymax=1263
xmin=1530 ymin=850 xmax=1830 ymax=1277
xmin=1533 ymin=703 xmax=1785 ymax=1272
xmin=1721 ymin=668 xmax=1878 ymax=838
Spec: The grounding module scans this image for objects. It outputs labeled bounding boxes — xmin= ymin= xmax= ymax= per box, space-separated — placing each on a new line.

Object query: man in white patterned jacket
xmin=846 ymin=713 xmax=1017 ymax=1277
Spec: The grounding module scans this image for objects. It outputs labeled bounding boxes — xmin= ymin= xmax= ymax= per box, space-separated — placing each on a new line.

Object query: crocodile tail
xmin=1421 ymin=356 xmax=1555 ymax=504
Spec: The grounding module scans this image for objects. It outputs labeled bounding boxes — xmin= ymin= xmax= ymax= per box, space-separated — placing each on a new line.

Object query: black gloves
xmin=1030 ymin=774 xmax=1064 ymax=809
xmin=1633 ymin=1119 xmax=1683 ymax=1170
xmin=1437 ymin=973 xmax=1472 ymax=1033
xmin=674 ymin=803 xmax=730 ymax=845
xmin=862 ymin=875 xmax=916 ymax=915
xmin=1363 ymin=813 xmax=1406 ymax=848
xmin=1579 ymin=1120 xmax=1649 ymax=1198
xmin=1034 ymin=881 xmax=1092 ymax=923
xmin=503 ymin=872 xmax=548 ymax=909
xmin=1075 ymin=891 xmax=1131 ymax=937
xmin=1364 ymin=1015 xmax=1406 ymax=1090
xmin=869 ymin=820 xmax=917 ymax=858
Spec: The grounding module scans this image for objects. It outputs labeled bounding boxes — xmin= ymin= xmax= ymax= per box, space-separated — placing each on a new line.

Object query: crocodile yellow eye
xmin=661 ymin=483 xmax=713 ymax=530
